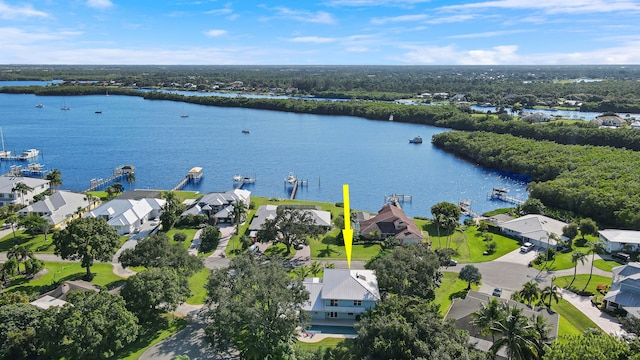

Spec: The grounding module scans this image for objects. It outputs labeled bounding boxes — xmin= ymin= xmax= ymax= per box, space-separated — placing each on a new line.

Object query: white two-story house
xmin=303 ymin=269 xmax=380 ymax=327
xmin=0 ymin=177 xmax=50 ymax=207
xmin=604 ymin=262 xmax=640 ymax=318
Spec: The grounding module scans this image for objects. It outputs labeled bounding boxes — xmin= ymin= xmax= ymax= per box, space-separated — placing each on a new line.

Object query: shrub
xmin=174 ymin=232 xmax=187 ymax=242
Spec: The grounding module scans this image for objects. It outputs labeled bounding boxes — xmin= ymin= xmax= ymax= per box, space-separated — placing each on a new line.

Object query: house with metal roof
xmin=17 ymin=190 xmax=92 ymax=229
xmin=357 ymin=203 xmax=423 ymax=244
xmin=303 ymin=269 xmax=380 ymax=326
xmin=248 ymin=205 xmax=331 ymax=240
xmin=84 ymin=198 xmax=165 ymax=235
xmin=0 ymin=176 xmax=50 ymax=207
xmin=498 ymin=214 xmax=568 ymax=249
xmin=599 ymin=229 xmax=640 ymax=253
xmin=181 ymin=189 xmax=250 ymax=224
xmin=604 ymin=262 xmax=640 ymax=317
xmin=30 ymin=280 xmax=101 ymax=310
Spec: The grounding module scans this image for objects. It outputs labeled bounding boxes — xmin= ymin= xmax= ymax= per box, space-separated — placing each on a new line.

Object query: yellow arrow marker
xmin=342 ymin=184 xmax=353 ymax=269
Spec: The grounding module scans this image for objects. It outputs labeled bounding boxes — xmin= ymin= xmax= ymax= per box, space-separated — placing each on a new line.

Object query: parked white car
xmin=520 ymin=242 xmax=535 ymax=253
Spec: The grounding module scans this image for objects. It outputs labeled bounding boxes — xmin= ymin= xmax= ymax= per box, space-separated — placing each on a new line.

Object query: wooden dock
xmin=85 ymin=165 xmax=135 ymax=192
xmin=459 ymin=199 xmax=479 ymax=218
xmin=489 ymin=187 xmax=524 ymax=205
xmin=290 ymin=180 xmax=299 ymax=200
xmin=233 ymin=175 xmax=255 ymax=189
xmin=172 ymin=167 xmax=203 ymax=191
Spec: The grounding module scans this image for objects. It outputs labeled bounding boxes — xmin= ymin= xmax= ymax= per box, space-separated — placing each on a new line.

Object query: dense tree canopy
xmin=205 ymin=254 xmax=309 ymax=359
xmin=52 ymin=217 xmax=120 ymax=280
xmin=432 ymin=131 xmax=640 ymax=228
xmin=41 ymin=290 xmax=139 ymax=359
xmin=118 ymin=232 xmax=202 ymax=276
xmin=542 ymin=332 xmax=639 ymax=360
xmin=121 ymin=268 xmax=190 ymax=321
xmin=367 ymin=243 xmax=442 ymax=300
xmin=351 ymin=296 xmax=485 ymax=360
xmin=0 ymin=303 xmax=42 ymax=359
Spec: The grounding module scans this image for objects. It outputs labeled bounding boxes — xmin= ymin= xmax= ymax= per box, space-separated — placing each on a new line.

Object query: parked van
xmin=520 ymin=242 xmax=535 ymax=253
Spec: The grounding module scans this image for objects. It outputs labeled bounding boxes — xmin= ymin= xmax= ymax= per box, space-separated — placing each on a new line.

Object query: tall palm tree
xmin=45 ymin=169 xmax=62 ymax=193
xmin=541 ymin=280 xmax=562 ymax=309
xmin=5 ymin=213 xmax=19 ymax=240
xmin=309 ymin=261 xmax=324 ymax=277
xmin=125 ymin=171 xmax=136 ymax=189
xmin=583 ymin=240 xmax=606 ymax=292
xmin=519 ymin=281 xmax=541 ymax=308
xmin=232 ymin=200 xmax=247 ymax=235
xmin=12 ymin=182 xmax=33 ymax=205
xmin=529 ymin=314 xmax=552 ymax=358
xmin=490 ymin=306 xmax=536 ymax=360
xmin=471 ymin=297 xmax=503 ymax=343
xmin=7 ymin=245 xmax=32 ymax=273
xmin=434 ymin=213 xmax=446 ymax=247
xmin=569 ymin=250 xmax=587 ymax=288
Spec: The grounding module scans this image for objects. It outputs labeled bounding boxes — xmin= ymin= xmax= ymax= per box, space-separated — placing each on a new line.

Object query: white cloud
xmin=0 ymin=27 xmax=82 ymax=45
xmin=449 ymin=29 xmax=528 ymax=39
xmin=266 ymin=7 xmax=336 ymax=24
xmin=439 ymin=0 xmax=640 ymax=14
xmin=289 ymin=36 xmax=338 ymax=43
xmin=203 ymin=29 xmax=227 ymax=37
xmin=0 ymin=1 xmax=48 ymax=19
xmin=87 ymin=0 xmax=114 ymax=9
xmin=397 ymin=41 xmax=640 ymax=65
xmin=371 ymin=14 xmax=429 ymax=25
xmin=323 ymin=0 xmax=431 ymax=7
xmin=345 ymin=46 xmax=369 ymax=52
xmin=426 ymin=15 xmax=475 ymax=24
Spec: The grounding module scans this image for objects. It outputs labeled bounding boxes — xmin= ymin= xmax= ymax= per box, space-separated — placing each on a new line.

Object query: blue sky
xmin=2 ymin=0 xmax=640 ymax=65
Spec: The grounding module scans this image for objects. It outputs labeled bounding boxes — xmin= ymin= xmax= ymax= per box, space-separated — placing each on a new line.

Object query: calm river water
xmin=0 ymin=83 xmax=529 ymax=217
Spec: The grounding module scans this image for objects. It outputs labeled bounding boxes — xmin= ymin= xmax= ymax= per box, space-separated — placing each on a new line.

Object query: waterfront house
xmin=181 ymin=189 xmax=250 ymax=224
xmin=498 ymin=214 xmax=568 ymax=249
xmin=0 ymin=176 xmax=50 ymax=207
xmin=445 ymin=290 xmax=559 ymax=359
xmin=17 ymin=190 xmax=92 ymax=229
xmin=631 ymin=120 xmax=640 ymax=130
xmin=303 ymin=269 xmax=380 ymax=327
xmin=593 ymin=114 xmax=625 ymax=128
xmin=603 ymin=262 xmax=640 ymax=319
xmin=248 ymin=204 xmax=331 ymax=240
xmin=357 ymin=203 xmax=424 ymax=244
xmin=84 ymin=197 xmax=165 ymax=235
xmin=599 ymin=229 xmax=640 ymax=253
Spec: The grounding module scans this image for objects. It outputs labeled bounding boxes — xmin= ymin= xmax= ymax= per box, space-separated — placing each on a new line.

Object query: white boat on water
xmin=232 ymin=174 xmax=243 ymax=182
xmin=409 ymin=136 xmax=423 ymax=144
xmin=35 ymin=104 xmax=44 ymax=108
xmin=0 ymin=128 xmax=10 ymax=158
xmin=18 ymin=149 xmax=39 ymax=160
xmin=242 ymin=128 xmax=250 ymax=134
xmin=285 ymin=172 xmax=297 ymax=185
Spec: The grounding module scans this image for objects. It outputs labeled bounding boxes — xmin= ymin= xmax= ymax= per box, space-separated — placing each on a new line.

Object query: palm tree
xmin=125 ymin=171 xmax=136 ymax=189
xmin=12 ymin=182 xmax=33 ymax=205
xmin=569 ymin=250 xmax=586 ymax=288
xmin=529 ymin=314 xmax=552 ymax=358
xmin=5 ymin=213 xmax=19 ymax=240
xmin=490 ymin=306 xmax=536 ymax=360
xmin=309 ymin=261 xmax=324 ymax=277
xmin=45 ymin=169 xmax=62 ymax=193
xmin=7 ymin=245 xmax=32 ymax=273
xmin=541 ymin=280 xmax=562 ymax=309
xmin=232 ymin=200 xmax=247 ymax=235
xmin=519 ymin=281 xmax=541 ymax=308
xmin=471 ymin=297 xmax=503 ymax=343
xmin=292 ymin=266 xmax=312 ymax=281
xmin=583 ymin=240 xmax=607 ymax=292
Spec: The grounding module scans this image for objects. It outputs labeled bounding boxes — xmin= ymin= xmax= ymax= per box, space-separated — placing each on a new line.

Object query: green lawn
xmin=186 ymin=267 xmax=211 ymax=305
xmin=5 ymin=262 xmax=125 ymax=298
xmin=117 ymin=316 xmax=189 ymax=360
xmin=418 ymin=220 xmax=520 ymax=263
xmin=533 ymin=236 xmax=599 ymax=271
xmin=553 ymin=274 xmax=611 ymax=294
xmin=162 ymin=227 xmax=199 ymax=250
xmin=435 ymin=271 xmax=480 ymax=315
xmin=554 ymin=299 xmax=601 ymax=335
xmin=296 ymin=337 xmax=349 ymax=352
xmin=594 ymin=259 xmax=623 ymax=272
xmin=0 ymin=230 xmax=56 ymax=253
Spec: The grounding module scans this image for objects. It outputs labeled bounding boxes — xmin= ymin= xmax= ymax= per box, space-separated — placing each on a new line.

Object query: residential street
xmin=0 ymin=225 xmax=628 ymax=356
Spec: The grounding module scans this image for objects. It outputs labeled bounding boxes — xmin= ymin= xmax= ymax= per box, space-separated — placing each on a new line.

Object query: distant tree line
xmin=432 ymin=131 xmax=640 ymax=229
